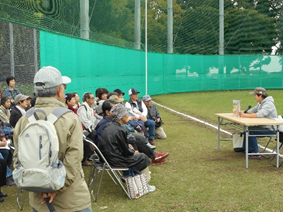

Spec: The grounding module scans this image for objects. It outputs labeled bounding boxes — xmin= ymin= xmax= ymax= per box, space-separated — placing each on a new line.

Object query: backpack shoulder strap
xmin=26 ymin=108 xmax=48 ymax=123
xmin=47 ymin=107 xmax=71 ymax=124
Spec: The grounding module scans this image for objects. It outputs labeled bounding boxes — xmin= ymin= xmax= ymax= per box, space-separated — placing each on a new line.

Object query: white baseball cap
xmin=34 ymin=66 xmax=71 ymax=91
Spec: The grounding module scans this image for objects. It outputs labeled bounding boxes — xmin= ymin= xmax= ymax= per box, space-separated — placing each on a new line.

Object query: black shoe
xmin=0 ymin=192 xmax=7 ymax=197
xmin=0 ymin=197 xmax=4 ymax=202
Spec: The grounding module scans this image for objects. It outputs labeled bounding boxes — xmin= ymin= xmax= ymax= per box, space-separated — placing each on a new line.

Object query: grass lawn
xmin=2 ymin=90 xmax=283 ymax=211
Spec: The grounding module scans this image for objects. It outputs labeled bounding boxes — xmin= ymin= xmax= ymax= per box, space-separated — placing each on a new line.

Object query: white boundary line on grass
xmin=153 ymin=101 xmax=281 ymax=156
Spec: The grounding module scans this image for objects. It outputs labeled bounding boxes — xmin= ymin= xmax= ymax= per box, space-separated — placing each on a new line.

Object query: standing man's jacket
xmin=13 ymin=97 xmax=91 ymax=212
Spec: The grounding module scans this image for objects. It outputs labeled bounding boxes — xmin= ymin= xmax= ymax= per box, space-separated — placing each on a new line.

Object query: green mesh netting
xmin=1 ymin=0 xmax=282 ymax=54
xmin=40 ymin=31 xmax=283 ymax=98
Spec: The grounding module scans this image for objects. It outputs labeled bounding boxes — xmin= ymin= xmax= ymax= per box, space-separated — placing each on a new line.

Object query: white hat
xmin=34 ymin=66 xmax=71 ymax=91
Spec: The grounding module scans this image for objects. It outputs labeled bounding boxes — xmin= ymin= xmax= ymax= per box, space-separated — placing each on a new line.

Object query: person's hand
xmin=156 ymin=117 xmax=160 ymax=122
xmin=39 ymin=192 xmax=56 ymax=204
xmin=128 ymin=144 xmax=134 ymax=150
xmin=128 ymin=116 xmax=133 ymax=121
xmin=134 ymin=116 xmax=138 ymax=121
xmin=11 ymin=129 xmax=14 ymax=134
xmin=239 ymin=111 xmax=245 ymax=118
xmin=134 ymin=150 xmax=139 ymax=154
xmin=140 ymin=115 xmax=147 ymax=122
xmin=10 ymin=99 xmax=14 ymax=103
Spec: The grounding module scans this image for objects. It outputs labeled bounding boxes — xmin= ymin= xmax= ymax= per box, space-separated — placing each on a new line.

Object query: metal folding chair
xmin=270 ymin=132 xmax=283 ymax=167
xmin=16 ymin=188 xmax=25 ymax=210
xmin=261 ymin=136 xmax=276 ymax=158
xmin=84 ymin=137 xmax=130 ymax=201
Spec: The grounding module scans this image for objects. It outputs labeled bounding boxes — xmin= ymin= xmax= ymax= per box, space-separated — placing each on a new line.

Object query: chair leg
xmin=270 ymin=143 xmax=283 ymax=167
xmin=262 ymin=137 xmax=273 ymax=158
xmin=90 ymin=165 xmax=105 ymax=202
xmin=16 ymin=188 xmax=25 ymax=210
xmin=109 ymin=169 xmax=131 ymax=199
xmin=88 ymin=162 xmax=95 ymax=187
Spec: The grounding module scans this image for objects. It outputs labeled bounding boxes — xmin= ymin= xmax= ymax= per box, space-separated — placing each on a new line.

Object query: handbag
xmin=233 ymin=133 xmax=244 ymax=152
xmin=123 ymin=168 xmax=148 ymax=199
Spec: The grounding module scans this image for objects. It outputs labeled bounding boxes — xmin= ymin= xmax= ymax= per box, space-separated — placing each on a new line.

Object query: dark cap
xmin=114 ymin=89 xmax=125 ymax=96
xmin=65 ymin=93 xmax=75 ymax=102
xmin=249 ymin=87 xmax=267 ymax=96
xmin=128 ymin=88 xmax=140 ymax=96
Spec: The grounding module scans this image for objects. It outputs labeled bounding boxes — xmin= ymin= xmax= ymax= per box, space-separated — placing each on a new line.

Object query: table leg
xmin=276 ymin=130 xmax=279 ymax=168
xmin=218 ymin=117 xmax=220 ymax=152
xmin=245 ymin=126 xmax=249 ymax=168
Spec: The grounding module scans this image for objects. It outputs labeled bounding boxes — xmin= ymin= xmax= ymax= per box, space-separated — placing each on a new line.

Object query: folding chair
xmin=16 ymin=188 xmax=25 ymax=210
xmin=84 ymin=138 xmax=130 ymax=201
xmin=261 ymin=135 xmax=277 ymax=158
xmin=270 ymin=132 xmax=283 ymax=167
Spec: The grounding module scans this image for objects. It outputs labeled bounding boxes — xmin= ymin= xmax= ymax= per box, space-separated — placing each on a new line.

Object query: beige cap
xmin=14 ymin=94 xmax=30 ymax=105
xmin=109 ymin=95 xmax=124 ymax=103
xmin=249 ymin=87 xmax=267 ymax=96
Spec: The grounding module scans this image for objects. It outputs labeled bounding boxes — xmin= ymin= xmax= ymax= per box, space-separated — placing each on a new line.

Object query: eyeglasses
xmin=89 ymin=97 xmax=95 ymax=99
xmin=62 ymin=84 xmax=67 ymax=90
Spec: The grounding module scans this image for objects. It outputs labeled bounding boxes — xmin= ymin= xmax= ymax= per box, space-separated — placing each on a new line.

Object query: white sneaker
xmin=146 ymin=143 xmax=156 ymax=150
xmin=147 ymin=184 xmax=156 ymax=192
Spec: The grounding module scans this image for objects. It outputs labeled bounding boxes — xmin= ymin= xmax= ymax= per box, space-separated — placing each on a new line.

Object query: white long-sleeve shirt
xmin=125 ymin=99 xmax=148 ymax=119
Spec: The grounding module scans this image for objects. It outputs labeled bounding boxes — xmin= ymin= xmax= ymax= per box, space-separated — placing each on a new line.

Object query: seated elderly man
xmin=77 ymin=92 xmax=96 ymax=132
xmin=125 ymin=89 xmax=156 ymax=145
xmin=9 ymin=94 xmax=30 ymax=128
xmin=143 ymin=95 xmax=167 ymax=139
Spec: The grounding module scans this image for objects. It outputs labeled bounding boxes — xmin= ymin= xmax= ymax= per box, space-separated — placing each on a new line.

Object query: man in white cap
xmin=125 ymin=88 xmax=156 ymax=145
xmin=143 ymin=95 xmax=167 ymax=139
xmin=13 ymin=66 xmax=92 ymax=212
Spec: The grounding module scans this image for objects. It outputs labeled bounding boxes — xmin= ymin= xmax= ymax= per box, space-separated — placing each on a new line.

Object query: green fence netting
xmin=40 ymin=31 xmax=283 ymax=99
xmin=1 ymin=0 xmax=282 ymax=54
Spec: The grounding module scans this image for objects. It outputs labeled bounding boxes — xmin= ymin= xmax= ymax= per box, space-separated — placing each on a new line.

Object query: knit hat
xmin=110 ymin=104 xmax=129 ymax=121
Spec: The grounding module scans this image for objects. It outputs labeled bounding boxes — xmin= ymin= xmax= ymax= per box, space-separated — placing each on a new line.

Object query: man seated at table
xmin=239 ymin=87 xmax=277 ymax=158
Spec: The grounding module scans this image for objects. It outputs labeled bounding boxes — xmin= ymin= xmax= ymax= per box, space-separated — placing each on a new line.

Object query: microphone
xmin=244 ymin=105 xmax=251 ymax=113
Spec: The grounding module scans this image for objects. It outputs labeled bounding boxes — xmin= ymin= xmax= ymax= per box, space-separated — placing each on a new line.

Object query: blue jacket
xmin=95 ymin=116 xmax=112 ymax=142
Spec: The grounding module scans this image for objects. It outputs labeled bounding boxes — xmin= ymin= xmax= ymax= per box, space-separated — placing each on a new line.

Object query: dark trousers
xmin=133 ymin=134 xmax=155 ymax=160
xmin=0 ymin=159 xmax=7 ymax=187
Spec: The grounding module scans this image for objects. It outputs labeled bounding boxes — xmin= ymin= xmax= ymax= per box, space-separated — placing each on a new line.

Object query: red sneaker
xmin=153 ymin=152 xmax=169 ymax=162
xmin=152 ymin=158 xmax=166 ymax=164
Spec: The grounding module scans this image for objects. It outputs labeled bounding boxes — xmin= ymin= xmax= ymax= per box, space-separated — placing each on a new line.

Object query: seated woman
xmin=0 ymin=130 xmax=14 ymax=186
xmin=73 ymin=92 xmax=81 ymax=110
xmin=0 ymin=96 xmax=11 ymax=124
xmin=65 ymin=93 xmax=77 ymax=114
xmin=98 ymin=104 xmax=155 ymax=191
xmin=239 ymin=87 xmax=277 ymax=158
xmin=65 ymin=93 xmax=93 ymax=166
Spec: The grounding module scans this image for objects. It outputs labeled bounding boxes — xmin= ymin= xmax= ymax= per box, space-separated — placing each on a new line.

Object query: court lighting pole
xmin=135 ymin=0 xmax=141 ymax=50
xmin=80 ymin=0 xmax=89 ymax=40
xmin=219 ymin=0 xmax=224 ymax=55
xmin=145 ymin=0 xmax=148 ymax=95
